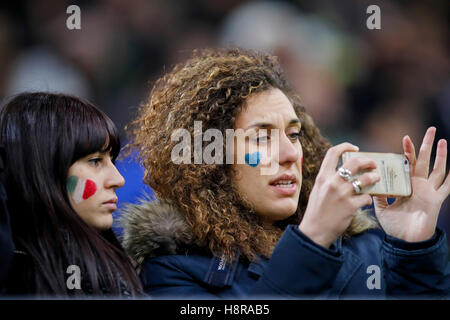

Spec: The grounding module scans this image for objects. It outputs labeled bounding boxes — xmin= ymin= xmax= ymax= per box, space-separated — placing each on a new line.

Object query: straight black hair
xmin=0 ymin=92 xmax=142 ymax=296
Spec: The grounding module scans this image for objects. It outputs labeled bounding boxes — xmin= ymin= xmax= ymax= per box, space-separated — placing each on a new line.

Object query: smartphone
xmin=340 ymin=152 xmax=412 ymax=197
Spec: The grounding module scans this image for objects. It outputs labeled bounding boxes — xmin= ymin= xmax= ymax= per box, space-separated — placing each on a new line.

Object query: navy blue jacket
xmin=121 ymin=200 xmax=450 ymax=299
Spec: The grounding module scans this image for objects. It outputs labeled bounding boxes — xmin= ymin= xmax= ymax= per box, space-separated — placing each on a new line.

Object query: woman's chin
xmin=90 ymin=217 xmax=114 ymax=231
xmin=258 ymin=200 xmax=298 ymax=222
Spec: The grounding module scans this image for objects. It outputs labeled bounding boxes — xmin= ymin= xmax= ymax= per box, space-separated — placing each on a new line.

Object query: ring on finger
xmin=338 ymin=167 xmax=353 ymax=181
xmin=352 ymin=179 xmax=362 ymax=194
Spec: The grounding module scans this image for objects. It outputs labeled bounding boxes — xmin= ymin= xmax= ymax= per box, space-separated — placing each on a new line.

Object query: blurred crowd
xmin=0 ymin=0 xmax=449 ymax=241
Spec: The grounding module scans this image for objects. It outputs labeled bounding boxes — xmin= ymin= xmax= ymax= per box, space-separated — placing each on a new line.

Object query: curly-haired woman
xmin=121 ymin=48 xmax=450 ymax=298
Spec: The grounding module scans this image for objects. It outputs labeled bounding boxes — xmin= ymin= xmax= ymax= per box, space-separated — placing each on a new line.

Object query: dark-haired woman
xmin=1 ymin=92 xmax=142 ymax=297
xmin=122 ymin=48 xmax=450 ymax=299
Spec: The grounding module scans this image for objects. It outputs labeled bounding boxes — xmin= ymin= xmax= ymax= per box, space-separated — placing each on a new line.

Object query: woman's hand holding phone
xmin=373 ymin=127 xmax=450 ymax=243
xmin=299 ymin=143 xmax=380 ymax=248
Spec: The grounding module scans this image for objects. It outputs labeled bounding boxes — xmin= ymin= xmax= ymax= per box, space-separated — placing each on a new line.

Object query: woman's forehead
xmin=236 ymin=89 xmax=298 ymax=128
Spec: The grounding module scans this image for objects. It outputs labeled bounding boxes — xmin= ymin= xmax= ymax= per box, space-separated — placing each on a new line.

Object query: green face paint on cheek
xmin=67 ymin=175 xmax=78 ymax=196
xmin=67 ymin=175 xmax=97 ymax=204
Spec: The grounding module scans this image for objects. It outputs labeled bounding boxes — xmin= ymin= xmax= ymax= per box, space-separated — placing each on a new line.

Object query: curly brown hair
xmin=129 ymin=48 xmax=377 ymax=262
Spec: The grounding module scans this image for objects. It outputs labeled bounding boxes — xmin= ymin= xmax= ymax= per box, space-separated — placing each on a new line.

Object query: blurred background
xmin=0 ymin=0 xmax=449 ymax=242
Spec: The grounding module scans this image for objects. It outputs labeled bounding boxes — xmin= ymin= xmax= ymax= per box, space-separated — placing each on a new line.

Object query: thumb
xmin=403 ymin=135 xmax=416 ymax=177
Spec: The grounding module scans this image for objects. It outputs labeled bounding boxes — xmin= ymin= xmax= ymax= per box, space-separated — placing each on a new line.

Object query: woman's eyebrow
xmin=245 ymin=118 xmax=301 ymax=130
xmin=97 ymin=150 xmax=111 ymax=157
xmin=245 ymin=122 xmax=273 ymax=130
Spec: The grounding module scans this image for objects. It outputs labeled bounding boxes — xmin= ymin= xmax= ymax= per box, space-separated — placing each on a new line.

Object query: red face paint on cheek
xmin=82 ymin=179 xmax=97 ymax=200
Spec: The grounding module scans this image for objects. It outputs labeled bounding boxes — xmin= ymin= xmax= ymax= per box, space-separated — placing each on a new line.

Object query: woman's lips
xmin=269 ymin=174 xmax=298 ymax=196
xmin=269 ymin=182 xmax=297 ymax=196
xmin=102 ymin=198 xmax=118 ymax=210
xmin=102 ymin=202 xmax=117 ymax=210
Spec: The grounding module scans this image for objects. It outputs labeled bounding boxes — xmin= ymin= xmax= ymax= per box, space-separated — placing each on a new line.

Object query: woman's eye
xmin=288 ymin=132 xmax=301 ymax=140
xmin=88 ymin=158 xmax=102 ymax=166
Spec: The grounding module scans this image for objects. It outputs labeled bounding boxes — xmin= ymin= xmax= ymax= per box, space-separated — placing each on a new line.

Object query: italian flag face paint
xmin=67 ymin=175 xmax=97 ymax=204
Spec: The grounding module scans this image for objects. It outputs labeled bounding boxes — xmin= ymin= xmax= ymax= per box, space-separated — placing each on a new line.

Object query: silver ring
xmin=338 ymin=167 xmax=353 ymax=181
xmin=352 ymin=180 xmax=362 ymax=194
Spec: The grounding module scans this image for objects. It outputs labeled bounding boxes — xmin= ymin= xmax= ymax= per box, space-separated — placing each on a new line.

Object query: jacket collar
xmin=119 ymin=199 xmax=195 ymax=267
xmin=204 ymin=255 xmax=241 ymax=288
xmin=120 ymin=199 xmax=244 ymax=288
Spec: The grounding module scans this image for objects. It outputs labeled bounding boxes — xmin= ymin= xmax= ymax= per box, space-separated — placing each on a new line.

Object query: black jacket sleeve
xmin=0 ymin=182 xmax=13 ymax=290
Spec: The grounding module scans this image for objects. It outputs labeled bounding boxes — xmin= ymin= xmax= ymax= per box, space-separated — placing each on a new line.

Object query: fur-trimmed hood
xmin=119 ymin=199 xmax=195 ymax=267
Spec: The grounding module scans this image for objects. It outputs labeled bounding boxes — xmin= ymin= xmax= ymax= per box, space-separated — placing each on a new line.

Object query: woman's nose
xmin=278 ymin=134 xmax=300 ymax=165
xmin=105 ymin=162 xmax=125 ymax=189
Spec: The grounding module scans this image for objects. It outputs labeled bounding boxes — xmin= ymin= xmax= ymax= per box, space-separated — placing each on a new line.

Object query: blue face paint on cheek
xmin=245 ymin=152 xmax=261 ymax=167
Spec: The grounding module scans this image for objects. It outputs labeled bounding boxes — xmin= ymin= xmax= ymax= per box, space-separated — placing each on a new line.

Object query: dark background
xmin=0 ymin=0 xmax=448 ymax=243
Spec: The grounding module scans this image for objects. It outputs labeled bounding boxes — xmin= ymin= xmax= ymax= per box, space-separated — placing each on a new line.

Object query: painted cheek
xmin=67 ymin=175 xmax=78 ymax=196
xmin=82 ymin=179 xmax=97 ymax=200
xmin=245 ymin=152 xmax=261 ymax=167
xmin=68 ymin=175 xmax=98 ymax=204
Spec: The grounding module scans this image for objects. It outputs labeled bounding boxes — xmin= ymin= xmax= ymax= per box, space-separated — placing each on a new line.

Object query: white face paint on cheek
xmin=67 ymin=175 xmax=98 ymax=203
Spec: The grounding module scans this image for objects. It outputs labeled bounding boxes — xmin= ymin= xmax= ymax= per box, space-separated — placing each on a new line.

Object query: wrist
xmin=384 ymin=229 xmax=440 ymax=251
xmin=298 ymin=222 xmax=333 ymax=249
xmin=388 ymin=231 xmax=436 ymax=244
xmin=386 ymin=228 xmax=436 ymax=243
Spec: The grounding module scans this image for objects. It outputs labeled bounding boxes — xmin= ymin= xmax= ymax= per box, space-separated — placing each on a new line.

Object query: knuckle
xmin=329 ymin=181 xmax=338 ymax=191
xmin=348 ymin=157 xmax=361 ymax=168
xmin=353 ymin=157 xmax=362 ymax=167
xmin=366 ymin=172 xmax=380 ymax=184
xmin=345 ymin=183 xmax=355 ymax=196
xmin=316 ymin=174 xmax=326 ymax=185
xmin=357 ymin=157 xmax=376 ymax=170
xmin=344 ymin=142 xmax=355 ymax=149
xmin=360 ymin=195 xmax=372 ymax=207
xmin=326 ymin=147 xmax=336 ymax=157
xmin=358 ymin=173 xmax=370 ymax=186
xmin=327 ymin=179 xmax=339 ymax=191
xmin=336 ymin=187 xmax=348 ymax=201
